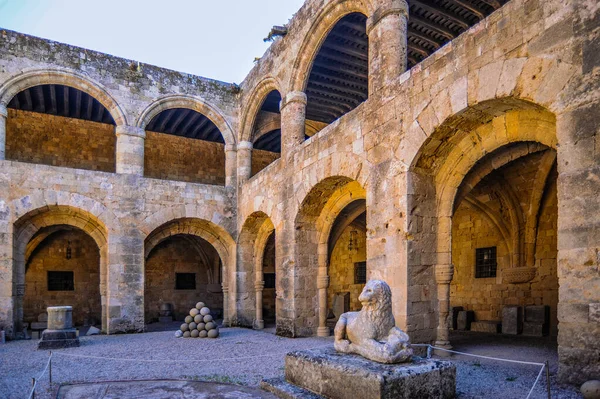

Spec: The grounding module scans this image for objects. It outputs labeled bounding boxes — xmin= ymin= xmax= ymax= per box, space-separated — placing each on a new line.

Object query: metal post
xmin=49 ymin=352 xmax=52 ymax=385
xmin=31 ymin=377 xmax=35 ymax=399
xmin=545 ymin=360 xmax=551 ymax=399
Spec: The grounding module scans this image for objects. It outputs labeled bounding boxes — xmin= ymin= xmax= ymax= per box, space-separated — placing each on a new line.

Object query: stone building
xmin=0 ymin=0 xmax=598 ymax=385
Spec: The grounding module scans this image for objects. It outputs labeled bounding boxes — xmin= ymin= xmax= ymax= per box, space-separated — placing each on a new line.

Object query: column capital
xmin=280 ymin=91 xmax=307 ymax=111
xmin=317 ymin=275 xmax=330 ymax=289
xmin=255 ymin=281 xmax=265 ymax=291
xmin=0 ymin=103 xmax=7 ymax=118
xmin=115 ymin=125 xmax=146 ymax=139
xmin=366 ymin=0 xmax=409 ymax=35
xmin=434 ymin=264 xmax=454 ymax=284
xmin=221 ymin=284 xmax=229 ymax=294
xmin=225 ymin=143 xmax=237 ymax=152
xmin=237 ymin=141 xmax=253 ymax=151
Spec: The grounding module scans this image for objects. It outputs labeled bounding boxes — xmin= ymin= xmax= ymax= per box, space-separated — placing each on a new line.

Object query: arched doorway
xmin=251 ymin=90 xmax=282 ymax=176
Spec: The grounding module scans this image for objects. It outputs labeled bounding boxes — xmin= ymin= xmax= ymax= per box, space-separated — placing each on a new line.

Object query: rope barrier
xmin=27 ymin=352 xmax=52 ymax=399
xmin=27 ymin=343 xmax=551 ymax=399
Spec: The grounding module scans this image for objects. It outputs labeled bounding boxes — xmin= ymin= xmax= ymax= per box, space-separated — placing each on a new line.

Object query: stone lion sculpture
xmin=334 ymin=279 xmax=413 ymax=363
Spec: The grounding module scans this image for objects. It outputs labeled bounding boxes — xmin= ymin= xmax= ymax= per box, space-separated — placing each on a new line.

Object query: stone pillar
xmin=254 ymin=280 xmax=265 ymax=330
xmin=367 ymin=0 xmax=409 ymax=93
xmin=434 ymin=263 xmax=454 ymax=348
xmin=0 ymin=103 xmax=7 ymax=160
xmin=317 ymin=272 xmax=330 ymax=337
xmin=237 ymin=141 xmax=253 ymax=184
xmin=222 ymin=283 xmax=230 ymax=327
xmin=115 ymin=126 xmax=145 ymax=175
xmin=225 ymin=143 xmax=237 ymax=188
xmin=280 ymin=91 xmax=307 ymax=159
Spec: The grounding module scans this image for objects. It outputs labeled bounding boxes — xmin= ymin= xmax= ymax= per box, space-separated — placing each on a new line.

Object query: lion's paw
xmin=334 ymin=339 xmax=351 ymax=353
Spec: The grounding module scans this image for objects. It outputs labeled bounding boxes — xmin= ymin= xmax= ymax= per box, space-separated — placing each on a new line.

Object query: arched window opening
xmin=251 ymin=90 xmax=282 ymax=176
xmin=6 ymin=84 xmax=116 ymax=171
xmin=304 ymin=13 xmax=368 ymax=131
xmin=144 ymin=108 xmax=226 ymax=185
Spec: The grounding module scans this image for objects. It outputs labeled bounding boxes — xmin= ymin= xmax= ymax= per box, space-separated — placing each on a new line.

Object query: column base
xmin=317 ymin=326 xmax=330 ymax=337
xmin=254 ymin=320 xmax=264 ymax=330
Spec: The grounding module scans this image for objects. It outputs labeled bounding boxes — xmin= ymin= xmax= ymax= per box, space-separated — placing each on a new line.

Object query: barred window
xmin=354 ymin=261 xmax=367 ymax=284
xmin=175 ymin=273 xmax=196 ymax=290
xmin=48 ymin=271 xmax=74 ymax=291
xmin=475 ymin=247 xmax=497 ymax=278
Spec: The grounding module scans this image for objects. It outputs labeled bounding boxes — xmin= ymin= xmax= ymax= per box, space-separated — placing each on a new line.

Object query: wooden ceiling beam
xmin=320 ymin=42 xmax=368 ymax=61
xmin=451 ymin=0 xmax=485 ymax=19
xmin=23 ymin=89 xmax=33 ymax=111
xmin=190 ymin=117 xmax=210 ymax=139
xmin=307 ymin=78 xmax=367 ymax=97
xmin=316 ymin=51 xmax=367 ymax=71
xmin=85 ymin=96 xmax=93 ymax=120
xmin=312 ymin=61 xmax=368 ymax=80
xmin=309 ymin=71 xmax=368 ymax=90
xmin=62 ymin=86 xmax=69 ymax=116
xmin=34 ymin=86 xmax=45 ymax=113
xmin=49 ymin=85 xmax=57 ymax=114
xmin=478 ymin=0 xmax=502 ymax=9
xmin=411 ymin=0 xmax=471 ymax=30
xmin=306 ymin=85 xmax=364 ymax=104
xmin=408 ymin=27 xmax=443 ymax=49
xmin=409 ymin=15 xmax=456 ymax=40
xmin=167 ymin=109 xmax=190 ymax=134
xmin=157 ymin=110 xmax=175 ymax=132
xmin=178 ymin=110 xmax=202 ymax=134
xmin=408 ymin=42 xmax=431 ymax=58
xmin=74 ymin=89 xmax=82 ymax=118
xmin=329 ymin=31 xmax=368 ymax=47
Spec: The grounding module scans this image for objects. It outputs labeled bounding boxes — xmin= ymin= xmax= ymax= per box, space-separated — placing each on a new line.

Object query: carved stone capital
xmin=434 ymin=264 xmax=454 ymax=285
xmin=280 ymin=91 xmax=307 ymax=111
xmin=115 ymin=125 xmax=146 ymax=139
xmin=237 ymin=141 xmax=253 ymax=151
xmin=317 ymin=275 xmax=330 ymax=289
xmin=366 ymin=0 xmax=409 ymax=35
xmin=221 ymin=284 xmax=229 ymax=294
xmin=255 ymin=281 xmax=265 ymax=291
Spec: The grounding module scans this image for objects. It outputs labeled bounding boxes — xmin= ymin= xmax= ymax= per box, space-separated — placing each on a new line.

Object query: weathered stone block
xmin=471 ymin=321 xmax=500 ymax=333
xmin=38 ymin=329 xmax=80 ymax=350
xmin=502 ymin=306 xmax=522 ymax=335
xmin=457 ymin=311 xmax=474 ymax=331
xmin=279 ymin=347 xmax=455 ymax=399
xmin=47 ymin=306 xmax=73 ymax=330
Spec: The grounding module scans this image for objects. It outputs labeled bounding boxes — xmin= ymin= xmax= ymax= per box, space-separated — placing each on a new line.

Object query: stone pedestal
xmin=502 ymin=306 xmax=522 ymax=335
xmin=39 ymin=306 xmax=80 ymax=349
xmin=523 ymin=305 xmax=549 ymax=337
xmin=261 ymin=347 xmax=455 ymax=399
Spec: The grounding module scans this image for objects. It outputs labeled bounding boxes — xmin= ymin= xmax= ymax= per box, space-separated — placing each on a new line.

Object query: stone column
xmin=222 ymin=283 xmax=230 ymax=327
xmin=237 ymin=141 xmax=253 ymax=184
xmin=280 ymin=91 xmax=307 ymax=159
xmin=317 ymin=272 xmax=330 ymax=337
xmin=254 ymin=280 xmax=265 ymax=329
xmin=0 ymin=103 xmax=7 ymax=160
xmin=434 ymin=263 xmax=454 ymax=348
xmin=225 ymin=143 xmax=237 ymax=188
xmin=367 ymin=0 xmax=409 ymax=93
xmin=115 ymin=126 xmax=145 ymax=175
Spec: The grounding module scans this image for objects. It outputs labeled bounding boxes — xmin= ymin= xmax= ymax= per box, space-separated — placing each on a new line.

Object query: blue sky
xmin=0 ymin=0 xmax=305 ymax=83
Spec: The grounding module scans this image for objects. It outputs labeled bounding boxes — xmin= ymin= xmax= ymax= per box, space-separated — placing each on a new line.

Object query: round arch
xmin=143 ymin=217 xmax=236 ymax=325
xmin=295 ymin=176 xmax=367 ymax=336
xmin=12 ymin=204 xmax=110 ymax=337
xmin=0 ymin=68 xmax=127 ymax=126
xmin=407 ymin=97 xmax=557 ymax=346
xmin=289 ymin=0 xmax=372 ymax=93
xmin=239 ymin=77 xmax=282 ymax=144
xmin=136 ymin=94 xmax=236 ymax=146
xmin=237 ymin=211 xmax=275 ymax=328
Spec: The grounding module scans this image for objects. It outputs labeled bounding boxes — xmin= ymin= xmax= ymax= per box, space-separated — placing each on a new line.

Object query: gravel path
xmin=0 ymin=328 xmax=583 ymax=399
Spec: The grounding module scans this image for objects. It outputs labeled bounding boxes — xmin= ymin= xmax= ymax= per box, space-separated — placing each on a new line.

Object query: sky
xmin=0 ymin=0 xmax=305 ymax=83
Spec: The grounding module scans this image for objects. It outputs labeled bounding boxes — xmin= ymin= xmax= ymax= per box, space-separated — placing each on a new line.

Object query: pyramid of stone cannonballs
xmin=175 ymin=302 xmax=219 ymax=338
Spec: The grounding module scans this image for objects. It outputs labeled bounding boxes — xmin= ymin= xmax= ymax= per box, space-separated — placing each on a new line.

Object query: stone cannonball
xmin=203 ymin=314 xmax=213 ymax=323
xmin=207 ymin=329 xmax=219 ymax=338
xmin=205 ymin=322 xmax=216 ymax=331
xmin=582 ymin=380 xmax=600 ymax=399
xmin=197 ymin=323 xmax=206 ymax=331
xmin=189 ymin=308 xmax=199 ymax=317
xmin=190 ymin=329 xmax=200 ymax=338
xmin=189 ymin=322 xmax=197 ymax=330
xmin=175 ymin=330 xmax=183 ymax=338
xmin=185 ymin=316 xmax=193 ymax=324
xmin=199 ymin=330 xmax=208 ymax=338
xmin=200 ymin=307 xmax=211 ymax=316
xmin=194 ymin=315 xmax=203 ymax=324
xmin=196 ymin=302 xmax=205 ymax=310
xmin=180 ymin=323 xmax=189 ymax=332
xmin=183 ymin=331 xmax=191 ymax=338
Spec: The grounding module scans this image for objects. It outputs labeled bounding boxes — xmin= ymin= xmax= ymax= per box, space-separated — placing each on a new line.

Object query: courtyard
xmin=0 ymin=328 xmax=583 ymax=398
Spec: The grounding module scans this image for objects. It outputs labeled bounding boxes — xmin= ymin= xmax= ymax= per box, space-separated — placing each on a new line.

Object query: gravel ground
xmin=0 ymin=327 xmax=583 ymax=399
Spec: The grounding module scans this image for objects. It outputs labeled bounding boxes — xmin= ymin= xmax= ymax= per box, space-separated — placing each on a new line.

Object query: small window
xmin=264 ymin=273 xmax=276 ymax=289
xmin=48 ymin=271 xmax=74 ymax=291
xmin=475 ymin=247 xmax=497 ymax=278
xmin=175 ymin=273 xmax=196 ymax=290
xmin=354 ymin=261 xmax=367 ymax=284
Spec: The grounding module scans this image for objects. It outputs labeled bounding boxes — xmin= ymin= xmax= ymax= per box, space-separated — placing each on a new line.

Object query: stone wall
xmin=145 ymin=235 xmax=223 ymax=321
xmin=6 ymin=109 xmax=116 ymax=172
xmin=328 ymin=225 xmax=367 ymax=312
xmin=24 ymin=229 xmax=102 ymax=327
xmin=144 ymin=131 xmax=226 ymax=185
